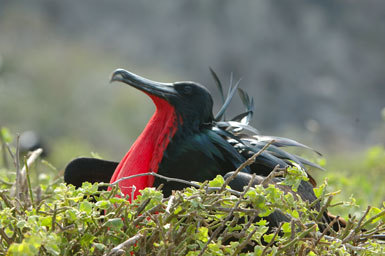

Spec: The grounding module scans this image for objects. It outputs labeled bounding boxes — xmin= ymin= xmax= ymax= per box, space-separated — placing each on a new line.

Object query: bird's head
xmin=111 ymin=69 xmax=214 ymax=130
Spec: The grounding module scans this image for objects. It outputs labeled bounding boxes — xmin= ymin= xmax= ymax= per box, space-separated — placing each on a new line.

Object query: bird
xmin=19 ymin=131 xmax=48 ymax=157
xmin=64 ymin=68 xmax=324 ymax=200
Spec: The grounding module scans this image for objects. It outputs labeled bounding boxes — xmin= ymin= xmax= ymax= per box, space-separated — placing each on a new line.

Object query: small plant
xmin=1 ymin=129 xmax=385 ymax=255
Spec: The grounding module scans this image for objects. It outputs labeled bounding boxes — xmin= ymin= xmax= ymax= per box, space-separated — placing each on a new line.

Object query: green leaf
xmin=79 ymin=201 xmax=93 ymax=215
xmin=80 ymin=233 xmax=96 ymax=247
xmin=93 ymin=243 xmax=106 ymax=251
xmin=40 ymin=216 xmax=52 ymax=227
xmin=174 ymin=205 xmax=183 ymax=215
xmin=45 ymin=234 xmax=61 ymax=256
xmin=95 ymin=200 xmax=111 ymax=210
xmin=208 ymin=175 xmax=224 ymax=187
xmin=313 ymin=183 xmax=326 ymax=198
xmin=366 ymin=207 xmax=385 ymax=225
xmin=7 ymin=236 xmax=42 ymax=256
xmin=16 ymin=220 xmax=28 ymax=229
xmin=197 ymin=227 xmax=209 ymax=242
xmin=263 ymin=233 xmax=274 ymax=243
xmin=66 ymin=209 xmax=78 ymax=222
xmin=103 ymin=218 xmax=124 ymax=230
xmin=289 ymin=210 xmax=299 ymax=219
xmin=0 ymin=127 xmax=12 ymax=143
xmin=281 ymin=222 xmax=291 ymax=234
xmin=255 ymin=219 xmax=268 ymax=226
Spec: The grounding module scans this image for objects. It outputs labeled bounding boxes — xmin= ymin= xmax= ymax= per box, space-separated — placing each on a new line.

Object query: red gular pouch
xmin=108 ymin=96 xmax=180 ymax=202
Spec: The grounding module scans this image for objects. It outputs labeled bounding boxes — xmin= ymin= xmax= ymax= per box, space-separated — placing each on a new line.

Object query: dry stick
xmin=280 ymin=224 xmax=317 ymax=251
xmin=320 ymin=233 xmax=366 ymax=251
xmin=261 ymin=164 xmax=285 ymax=187
xmin=106 ymin=233 xmax=144 ymax=256
xmin=0 ymin=228 xmax=13 ymax=245
xmin=220 ymin=140 xmax=275 ymax=193
xmin=11 ymin=147 xmax=43 ymax=199
xmin=132 ymin=204 xmax=164 ymax=227
xmin=261 ymin=222 xmax=284 ymax=256
xmin=342 ymin=206 xmax=371 ymax=243
xmin=111 ymin=172 xmax=200 ymax=188
xmin=361 ymin=209 xmax=385 ymax=230
xmin=110 ymin=171 xmax=243 ymax=196
xmin=340 ymin=216 xmax=355 ymax=241
xmin=290 ymin=219 xmax=296 ymax=240
xmin=234 ymin=222 xmax=270 ymax=256
xmin=8 ymin=135 xmax=21 ymax=198
xmin=165 ymin=195 xmax=175 ymax=214
xmin=51 ymin=204 xmax=58 ymax=232
xmin=4 ymin=142 xmax=15 ymax=166
xmin=207 ymin=206 xmax=259 ymax=214
xmin=24 ymin=157 xmax=34 ymax=205
xmin=198 ymin=173 xmax=257 ymax=256
xmin=134 ymin=198 xmax=151 ymax=219
xmin=315 ymin=195 xmax=333 ymax=221
xmin=314 ymin=215 xmax=340 ymax=247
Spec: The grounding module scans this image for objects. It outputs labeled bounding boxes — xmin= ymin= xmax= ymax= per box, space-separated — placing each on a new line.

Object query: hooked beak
xmin=110 ymin=69 xmax=177 ymax=99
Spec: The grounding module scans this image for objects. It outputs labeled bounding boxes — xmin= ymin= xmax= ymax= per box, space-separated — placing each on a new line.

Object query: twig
xmin=11 ymin=147 xmax=43 ymax=199
xmin=106 ymin=233 xmax=144 ymax=256
xmin=288 ymin=219 xmax=296 ymax=242
xmin=261 ymin=222 xmax=283 ymax=256
xmin=0 ymin=228 xmax=13 ymax=245
xmin=24 ymin=157 xmax=34 ymax=205
xmin=111 ymin=172 xmax=200 ymax=188
xmin=205 ymin=186 xmax=242 ymax=196
xmin=315 ymin=195 xmax=333 ymax=221
xmin=165 ymin=195 xmax=174 ymax=214
xmin=261 ymin=164 xmax=285 ymax=187
xmin=198 ymin=174 xmax=256 ymax=256
xmin=321 ymin=233 xmax=367 ymax=251
xmin=132 ymin=204 xmax=164 ymax=227
xmin=51 ymin=204 xmax=58 ymax=232
xmin=314 ymin=215 xmax=340 ymax=246
xmin=280 ymin=224 xmax=317 ymax=251
xmin=206 ymin=206 xmax=259 ymax=214
xmin=342 ymin=206 xmax=370 ymax=243
xmin=354 ymin=206 xmax=371 ymax=232
xmin=134 ymin=198 xmax=151 ymax=219
xmin=220 ymin=140 xmax=275 ymax=192
xmin=111 ymin=172 xmax=243 ymax=196
xmin=361 ymin=208 xmax=385 ymax=230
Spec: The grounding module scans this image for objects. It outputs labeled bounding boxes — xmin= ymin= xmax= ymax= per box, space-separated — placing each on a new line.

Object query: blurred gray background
xmin=1 ymin=0 xmax=384 ymax=167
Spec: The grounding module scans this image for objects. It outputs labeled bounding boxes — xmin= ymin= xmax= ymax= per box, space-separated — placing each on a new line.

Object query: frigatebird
xmin=64 ymin=69 xmax=323 ymax=200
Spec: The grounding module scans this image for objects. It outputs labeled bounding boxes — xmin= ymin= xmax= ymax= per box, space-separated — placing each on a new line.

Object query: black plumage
xmin=65 ymin=69 xmax=322 ymax=197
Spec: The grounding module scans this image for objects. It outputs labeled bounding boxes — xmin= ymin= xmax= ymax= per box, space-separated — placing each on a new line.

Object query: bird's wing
xmin=211 ymin=120 xmax=323 ymax=181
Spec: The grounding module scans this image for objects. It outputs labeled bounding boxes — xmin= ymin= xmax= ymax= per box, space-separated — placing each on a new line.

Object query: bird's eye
xmin=183 ymin=85 xmax=193 ymax=95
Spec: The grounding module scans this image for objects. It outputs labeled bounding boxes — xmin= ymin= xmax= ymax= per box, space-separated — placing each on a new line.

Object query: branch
xmin=220 ymin=140 xmax=275 ymax=192
xmin=106 ymin=233 xmax=144 ymax=256
xmin=198 ymin=174 xmax=256 ymax=256
xmin=11 ymin=147 xmax=43 ymax=200
xmin=110 ymin=171 xmax=243 ymax=196
xmin=111 ymin=172 xmax=199 ymax=188
xmin=261 ymin=164 xmax=285 ymax=187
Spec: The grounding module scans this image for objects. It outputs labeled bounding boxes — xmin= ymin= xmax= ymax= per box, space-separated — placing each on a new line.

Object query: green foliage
xmin=316 ymin=145 xmax=385 ymax=217
xmin=1 ymin=130 xmax=385 ymax=255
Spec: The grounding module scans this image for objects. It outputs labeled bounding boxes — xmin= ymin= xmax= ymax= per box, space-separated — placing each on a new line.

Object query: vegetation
xmin=1 ymin=128 xmax=385 ymax=255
